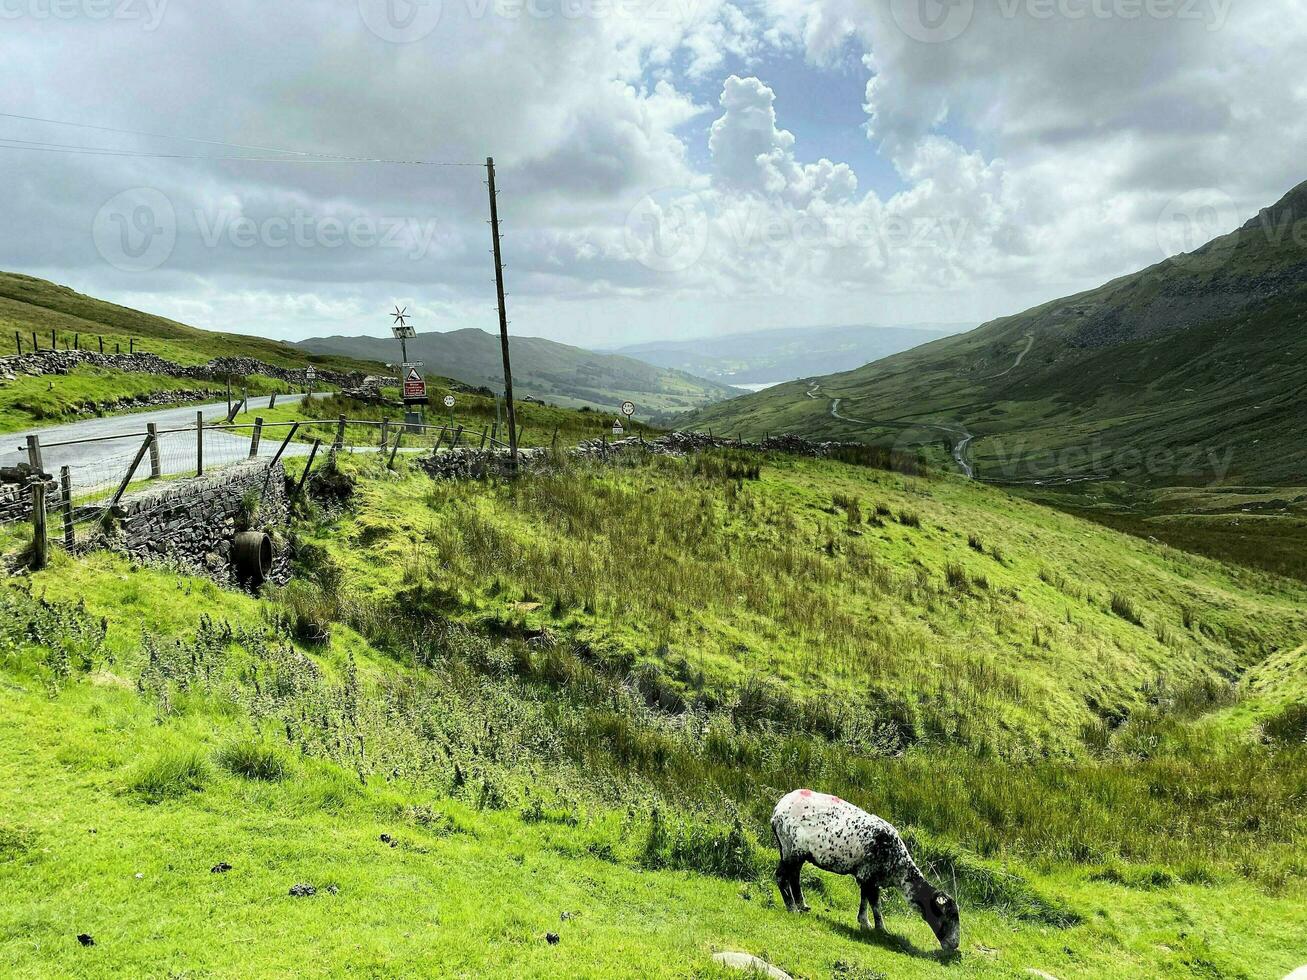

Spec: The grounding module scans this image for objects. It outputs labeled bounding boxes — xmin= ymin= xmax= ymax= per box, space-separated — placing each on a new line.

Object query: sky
xmin=1 ymin=0 xmax=1303 ymax=349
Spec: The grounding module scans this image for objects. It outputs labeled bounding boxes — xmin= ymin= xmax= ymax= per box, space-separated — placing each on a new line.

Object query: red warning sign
xmin=402 ymin=364 xmax=427 ymax=402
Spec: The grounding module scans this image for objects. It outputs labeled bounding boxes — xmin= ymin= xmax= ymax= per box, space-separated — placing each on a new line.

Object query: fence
xmin=6 ymin=331 xmax=141 ymax=356
xmin=2 ymin=412 xmax=526 ymax=567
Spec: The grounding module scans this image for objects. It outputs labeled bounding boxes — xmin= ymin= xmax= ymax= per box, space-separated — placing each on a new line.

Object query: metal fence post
xmin=146 ymin=423 xmax=161 ymax=478
xmin=196 ymin=411 xmax=204 ymax=476
xmin=30 ymin=480 xmax=47 ymax=569
xmin=249 ymin=417 xmax=264 ymax=458
xmin=59 ymin=466 xmax=74 ymax=548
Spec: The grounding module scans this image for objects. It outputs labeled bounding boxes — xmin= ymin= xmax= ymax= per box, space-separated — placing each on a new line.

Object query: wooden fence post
xmin=146 ymin=423 xmax=161 ymax=478
xmin=249 ymin=417 xmax=264 ymax=458
xmin=479 ymin=427 xmax=488 ymax=449
xmin=269 ymin=392 xmax=277 ymax=409
xmin=107 ymin=435 xmax=154 ymax=511
xmin=269 ymin=422 xmax=300 ymax=468
xmin=380 ymin=419 xmax=389 ymax=451
xmin=99 ymin=336 xmax=104 ymax=354
xmin=31 ymin=332 xmax=38 ymax=352
xmin=196 ymin=411 xmax=204 ymax=476
xmin=25 ymin=434 xmax=44 ymax=475
xmin=74 ymin=333 xmax=79 ymax=351
xmin=50 ymin=329 xmax=56 ymax=350
xmin=14 ymin=331 xmax=21 ymax=353
xmin=129 ymin=338 xmax=135 ymax=354
xmin=387 ymin=431 xmax=403 ymax=470
xmin=451 ymin=426 xmax=463 ymax=448
xmin=490 ymin=422 xmax=499 ymax=445
xmin=30 ymin=481 xmax=47 ymax=569
xmin=59 ymin=466 xmax=74 ymax=548
xmin=292 ymin=439 xmax=322 ymax=500
xmin=333 ymin=415 xmax=346 ymax=451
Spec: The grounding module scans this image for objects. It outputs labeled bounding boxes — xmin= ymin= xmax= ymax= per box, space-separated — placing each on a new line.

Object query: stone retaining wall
xmin=102 ymin=458 xmax=291 ymax=586
xmin=0 ymin=349 xmax=362 ymax=389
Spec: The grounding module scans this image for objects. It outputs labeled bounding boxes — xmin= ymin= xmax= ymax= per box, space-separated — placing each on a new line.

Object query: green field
xmin=3 ymin=448 xmax=1306 ymax=977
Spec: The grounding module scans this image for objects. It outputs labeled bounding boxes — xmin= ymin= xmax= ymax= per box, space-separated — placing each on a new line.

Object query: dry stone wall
xmin=101 ymin=458 xmax=291 ymax=586
xmin=0 ymin=349 xmax=362 ymax=388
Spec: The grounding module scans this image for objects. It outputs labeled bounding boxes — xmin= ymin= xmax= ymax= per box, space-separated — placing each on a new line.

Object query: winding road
xmin=813 ymin=387 xmax=975 ymax=478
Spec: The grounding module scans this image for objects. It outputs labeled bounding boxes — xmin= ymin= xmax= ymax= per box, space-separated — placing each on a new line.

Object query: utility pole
xmin=487 ymin=156 xmax=519 ymax=470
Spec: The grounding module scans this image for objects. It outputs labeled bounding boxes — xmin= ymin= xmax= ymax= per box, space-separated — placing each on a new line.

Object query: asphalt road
xmin=2 ymin=393 xmax=333 ymax=483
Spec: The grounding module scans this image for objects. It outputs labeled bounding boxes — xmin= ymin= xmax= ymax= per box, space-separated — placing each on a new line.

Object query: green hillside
xmin=3 ymin=448 xmax=1306 ymax=976
xmin=0 ymin=271 xmax=381 ymax=430
xmin=684 ymin=181 xmax=1307 ymax=487
xmin=297 ymin=328 xmax=742 ymax=419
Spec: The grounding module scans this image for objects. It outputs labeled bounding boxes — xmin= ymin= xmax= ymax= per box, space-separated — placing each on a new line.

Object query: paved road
xmin=823 ymin=390 xmax=976 ymax=478
xmin=2 ymin=393 xmax=333 ymax=482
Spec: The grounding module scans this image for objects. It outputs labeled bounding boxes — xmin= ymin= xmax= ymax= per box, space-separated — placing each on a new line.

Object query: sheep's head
xmin=915 ymin=888 xmax=960 ymax=952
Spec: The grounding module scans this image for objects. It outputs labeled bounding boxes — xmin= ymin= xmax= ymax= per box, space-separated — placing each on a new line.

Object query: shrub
xmin=217 ymin=737 xmax=289 ymax=782
xmin=279 ymin=581 xmax=334 ymax=646
xmin=897 ymin=510 xmax=921 ymax=528
xmin=945 ymin=563 xmax=970 ymax=591
xmin=130 ymin=749 xmax=209 ymax=803
xmin=968 ymin=533 xmax=984 ymax=553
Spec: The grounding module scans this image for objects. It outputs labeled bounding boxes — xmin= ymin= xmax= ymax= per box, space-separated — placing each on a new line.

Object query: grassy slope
xmin=684 ymin=183 xmax=1307 ymax=486
xmin=1 ymin=547 xmax=1303 ymax=979
xmin=3 ymin=455 xmax=1307 ymax=977
xmin=0 ymin=271 xmax=380 ymax=430
xmin=297 ymin=328 xmax=742 ymax=417
xmin=313 ymin=452 xmax=1307 ymax=755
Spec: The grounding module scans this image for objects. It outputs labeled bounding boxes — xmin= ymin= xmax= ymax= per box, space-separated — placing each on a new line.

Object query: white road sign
xmin=443 ymin=395 xmax=456 ymax=408
xmin=621 ymin=401 xmax=635 ymax=417
xmin=612 ymin=419 xmax=624 ymax=435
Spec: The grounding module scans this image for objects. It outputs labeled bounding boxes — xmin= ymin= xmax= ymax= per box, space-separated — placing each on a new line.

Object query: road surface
xmin=823 ymin=391 xmax=975 ymax=478
xmin=2 ymin=393 xmax=335 ymax=484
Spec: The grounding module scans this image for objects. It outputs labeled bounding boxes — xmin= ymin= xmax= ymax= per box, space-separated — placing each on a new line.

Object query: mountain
xmin=296 ymin=328 xmax=741 ymax=417
xmin=684 ymin=180 xmax=1307 ymax=486
xmin=612 ymin=323 xmax=967 ymax=387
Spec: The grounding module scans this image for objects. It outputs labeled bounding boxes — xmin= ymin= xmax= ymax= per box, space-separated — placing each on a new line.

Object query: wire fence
xmin=1 ymin=414 xmax=523 ymax=563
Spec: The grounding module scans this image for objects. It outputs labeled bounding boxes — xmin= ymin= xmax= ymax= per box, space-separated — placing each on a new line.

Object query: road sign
xmin=612 ymin=419 xmax=624 ymax=436
xmin=621 ymin=401 xmax=635 ymax=418
xmin=305 ymin=365 xmax=316 ymax=380
xmin=443 ymin=395 xmax=456 ymax=409
xmin=402 ymin=364 xmax=427 ymax=402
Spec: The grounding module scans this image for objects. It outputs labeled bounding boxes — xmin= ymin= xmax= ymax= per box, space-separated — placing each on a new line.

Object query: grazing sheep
xmin=770 ymin=789 xmax=960 ymax=952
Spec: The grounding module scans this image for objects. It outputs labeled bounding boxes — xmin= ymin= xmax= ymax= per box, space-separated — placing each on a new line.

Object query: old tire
xmin=233 ymin=530 xmax=273 ymax=585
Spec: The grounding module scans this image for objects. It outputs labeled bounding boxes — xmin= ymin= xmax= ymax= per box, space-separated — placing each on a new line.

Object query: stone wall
xmin=0 ymin=349 xmax=362 ymax=388
xmin=102 ymin=458 xmax=291 ymax=586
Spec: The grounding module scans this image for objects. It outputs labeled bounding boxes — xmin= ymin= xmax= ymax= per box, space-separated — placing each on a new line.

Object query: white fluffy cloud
xmin=0 ymin=0 xmax=1304 ymax=344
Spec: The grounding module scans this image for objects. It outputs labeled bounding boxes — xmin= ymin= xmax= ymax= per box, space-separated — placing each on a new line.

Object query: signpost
xmin=621 ymin=401 xmax=635 ymax=419
xmin=403 ymin=364 xmax=427 ymax=402
xmin=612 ymin=419 xmax=624 ymax=437
xmin=305 ymin=365 xmax=316 ymax=399
xmin=443 ymin=394 xmax=456 ymax=435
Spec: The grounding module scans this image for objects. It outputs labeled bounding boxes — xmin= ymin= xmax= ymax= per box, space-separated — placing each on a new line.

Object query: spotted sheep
xmin=770 ymin=789 xmax=960 ymax=952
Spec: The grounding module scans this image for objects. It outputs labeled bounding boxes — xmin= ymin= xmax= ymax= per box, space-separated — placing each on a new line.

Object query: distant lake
xmin=731 ymin=381 xmax=782 ymax=392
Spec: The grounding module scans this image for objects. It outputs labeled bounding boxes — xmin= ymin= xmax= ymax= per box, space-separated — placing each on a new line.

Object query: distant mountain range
xmin=685 ymin=180 xmax=1307 ymax=486
xmin=611 ymin=323 xmax=968 ymax=387
xmin=295 ymin=328 xmax=740 ymax=418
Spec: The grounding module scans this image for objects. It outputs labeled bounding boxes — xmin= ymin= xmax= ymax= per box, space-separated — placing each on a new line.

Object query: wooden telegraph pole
xmin=486 ymin=156 xmax=519 ymax=470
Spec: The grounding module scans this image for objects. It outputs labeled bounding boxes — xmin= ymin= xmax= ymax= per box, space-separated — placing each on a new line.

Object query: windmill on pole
xmin=391 ymin=305 xmax=415 ymax=364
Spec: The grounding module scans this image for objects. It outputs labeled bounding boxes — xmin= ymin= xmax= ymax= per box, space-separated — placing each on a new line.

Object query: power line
xmin=0 ymin=110 xmax=483 ymax=166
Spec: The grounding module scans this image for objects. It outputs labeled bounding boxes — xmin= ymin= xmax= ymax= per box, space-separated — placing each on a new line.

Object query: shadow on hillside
xmin=827 ymin=919 xmax=958 ymax=965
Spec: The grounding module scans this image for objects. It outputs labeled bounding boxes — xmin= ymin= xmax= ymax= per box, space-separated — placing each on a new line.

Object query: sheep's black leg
xmin=790 ymin=864 xmax=809 ymax=912
xmin=857 ymin=880 xmax=883 ymax=931
xmin=775 ymin=859 xmax=798 ymax=911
